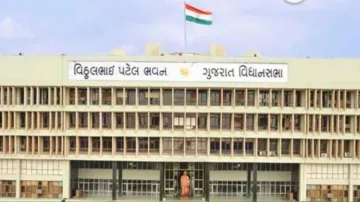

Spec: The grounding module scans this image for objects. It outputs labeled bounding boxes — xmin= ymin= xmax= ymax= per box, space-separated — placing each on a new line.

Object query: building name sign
xmin=68 ymin=62 xmax=288 ymax=83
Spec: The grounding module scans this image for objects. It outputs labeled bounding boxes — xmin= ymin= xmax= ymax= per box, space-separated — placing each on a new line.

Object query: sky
xmin=0 ymin=0 xmax=359 ymax=57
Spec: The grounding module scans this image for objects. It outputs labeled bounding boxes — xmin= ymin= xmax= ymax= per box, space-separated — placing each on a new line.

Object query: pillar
xmin=252 ymin=163 xmax=258 ymax=202
xmin=349 ymin=164 xmax=354 ymax=202
xmin=204 ymin=162 xmax=210 ymax=202
xmin=15 ymin=159 xmax=21 ymax=198
xmin=118 ymin=162 xmax=123 ymax=197
xmin=112 ymin=161 xmax=117 ymax=201
xmin=247 ymin=163 xmax=252 ymax=197
xmin=159 ymin=162 xmax=165 ymax=202
xmin=62 ymin=160 xmax=71 ymax=199
xmin=299 ymin=163 xmax=307 ymax=201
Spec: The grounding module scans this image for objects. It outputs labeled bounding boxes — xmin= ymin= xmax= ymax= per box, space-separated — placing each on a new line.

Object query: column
xmin=112 ymin=161 xmax=117 ymax=201
xmin=62 ymin=160 xmax=71 ymax=199
xmin=247 ymin=163 xmax=252 ymax=197
xmin=159 ymin=162 xmax=165 ymax=202
xmin=349 ymin=164 xmax=354 ymax=202
xmin=299 ymin=163 xmax=307 ymax=201
xmin=15 ymin=159 xmax=21 ymax=198
xmin=203 ymin=162 xmax=210 ymax=202
xmin=118 ymin=162 xmax=123 ymax=197
xmin=252 ymin=163 xmax=258 ymax=202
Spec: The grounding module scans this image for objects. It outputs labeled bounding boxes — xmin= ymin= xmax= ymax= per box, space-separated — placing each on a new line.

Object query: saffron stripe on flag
xmin=185 ymin=3 xmax=212 ymax=15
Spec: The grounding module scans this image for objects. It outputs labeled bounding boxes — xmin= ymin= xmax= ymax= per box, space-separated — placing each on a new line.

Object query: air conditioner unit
xmin=321 ymin=153 xmax=328 ymax=158
xmin=259 ymin=151 xmax=267 ymax=156
xmin=344 ymin=152 xmax=351 ymax=158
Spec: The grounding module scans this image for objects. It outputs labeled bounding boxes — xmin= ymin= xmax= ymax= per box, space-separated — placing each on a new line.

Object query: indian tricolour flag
xmin=185 ymin=3 xmax=212 ymax=25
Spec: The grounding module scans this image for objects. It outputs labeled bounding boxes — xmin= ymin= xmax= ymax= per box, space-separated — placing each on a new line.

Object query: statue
xmin=180 ymin=170 xmax=190 ymax=197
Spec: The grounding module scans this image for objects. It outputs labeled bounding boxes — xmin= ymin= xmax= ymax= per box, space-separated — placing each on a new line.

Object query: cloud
xmin=0 ymin=16 xmax=32 ymax=40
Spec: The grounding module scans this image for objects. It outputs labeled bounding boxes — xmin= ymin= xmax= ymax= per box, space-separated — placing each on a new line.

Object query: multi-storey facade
xmin=1 ymin=45 xmax=360 ymax=202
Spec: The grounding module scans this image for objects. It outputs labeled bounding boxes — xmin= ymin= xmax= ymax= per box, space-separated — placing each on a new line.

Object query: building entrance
xmin=164 ymin=162 xmax=204 ymax=200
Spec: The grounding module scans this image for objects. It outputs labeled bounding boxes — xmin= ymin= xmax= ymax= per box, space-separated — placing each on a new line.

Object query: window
xmin=163 ymin=89 xmax=172 ymax=105
xmin=69 ymin=88 xmax=75 ymax=105
xmin=233 ymin=138 xmax=243 ymax=155
xmin=116 ymin=137 xmax=124 ymax=153
xmin=222 ymin=89 xmax=232 ymax=106
xmin=174 ymin=137 xmax=184 ymax=154
xmin=149 ymin=137 xmax=160 ymax=154
xmin=210 ymin=90 xmax=221 ymax=106
xmin=247 ymin=90 xmax=255 ymax=106
xmin=246 ymin=114 xmax=255 ymax=131
xmin=272 ymin=90 xmax=281 ymax=107
xmin=126 ymin=137 xmax=136 ymax=153
xmin=138 ymin=113 xmax=148 ymax=129
xmin=91 ymin=112 xmax=100 ymax=129
xmin=39 ymin=88 xmax=49 ymax=105
xmin=68 ymin=112 xmax=76 ymax=129
xmin=259 ymin=90 xmax=269 ymax=106
xmin=235 ymin=90 xmax=245 ymax=106
xmin=149 ymin=89 xmax=160 ymax=105
xmin=101 ymin=88 xmax=112 ymax=105
xmin=258 ymin=114 xmax=268 ymax=131
xmin=150 ymin=113 xmax=160 ymax=130
xmin=90 ymin=88 xmax=99 ymax=105
xmin=115 ymin=113 xmax=124 ymax=129
xmin=125 ymin=89 xmax=136 ymax=105
xmin=210 ymin=138 xmax=220 ymax=154
xmin=126 ymin=113 xmax=136 ymax=129
xmin=174 ymin=89 xmax=185 ymax=105
xmin=198 ymin=113 xmax=207 ymax=130
xmin=198 ymin=89 xmax=207 ymax=106
xmin=174 ymin=113 xmax=184 ymax=130
xmin=80 ymin=137 xmax=88 ymax=153
xmin=115 ymin=88 xmax=124 ymax=105
xmin=162 ymin=113 xmax=172 ymax=130
xmin=210 ymin=114 xmax=220 ymax=130
xmin=138 ymin=89 xmax=148 ymax=105
xmin=92 ymin=137 xmax=100 ymax=152
xmin=138 ymin=137 xmax=148 ymax=153
xmin=284 ymin=90 xmax=293 ymax=107
xmin=186 ymin=89 xmax=197 ymax=105
xmin=185 ymin=138 xmax=196 ymax=155
xmin=185 ymin=113 xmax=196 ymax=130
xmin=221 ymin=138 xmax=231 ymax=155
xmin=197 ymin=138 xmax=207 ymax=155
xmin=222 ymin=114 xmax=231 ymax=130
xmin=102 ymin=112 xmax=111 ymax=129
xmin=78 ymin=88 xmax=87 ymax=105
xmin=281 ymin=139 xmax=290 ymax=155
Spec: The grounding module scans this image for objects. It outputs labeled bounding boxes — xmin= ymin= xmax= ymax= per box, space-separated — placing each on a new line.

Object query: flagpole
xmin=184 ymin=1 xmax=187 ymax=52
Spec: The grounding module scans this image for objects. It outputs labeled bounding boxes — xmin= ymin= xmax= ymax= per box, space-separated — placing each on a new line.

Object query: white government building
xmin=0 ymin=44 xmax=360 ymax=202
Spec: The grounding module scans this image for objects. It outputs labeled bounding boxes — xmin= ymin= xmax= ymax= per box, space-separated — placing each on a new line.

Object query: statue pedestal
xmin=180 ymin=196 xmax=189 ymax=200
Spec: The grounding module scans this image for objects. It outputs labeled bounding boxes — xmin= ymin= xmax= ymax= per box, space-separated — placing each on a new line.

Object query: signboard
xmin=68 ymin=61 xmax=288 ymax=83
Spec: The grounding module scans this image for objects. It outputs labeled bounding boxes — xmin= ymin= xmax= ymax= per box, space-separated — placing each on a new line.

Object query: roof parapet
xmin=146 ymin=44 xmax=161 ymax=56
xmin=210 ymin=44 xmax=226 ymax=56
xmin=244 ymin=51 xmax=260 ymax=57
xmin=109 ymin=49 xmax=126 ymax=56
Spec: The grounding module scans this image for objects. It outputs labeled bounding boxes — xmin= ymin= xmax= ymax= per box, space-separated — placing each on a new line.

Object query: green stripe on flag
xmin=185 ymin=15 xmax=212 ymax=25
